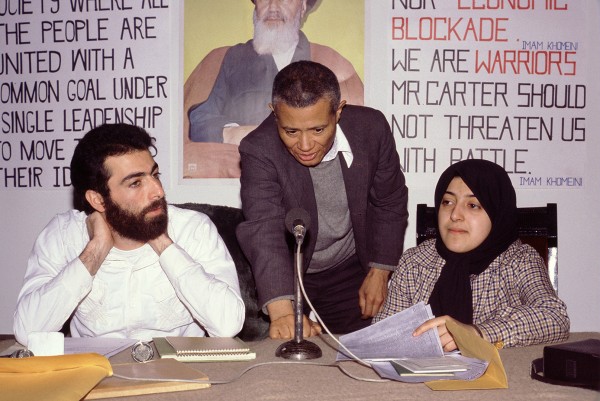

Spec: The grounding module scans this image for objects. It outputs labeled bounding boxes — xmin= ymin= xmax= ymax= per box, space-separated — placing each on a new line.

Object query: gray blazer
xmin=236 ymin=105 xmax=409 ymax=310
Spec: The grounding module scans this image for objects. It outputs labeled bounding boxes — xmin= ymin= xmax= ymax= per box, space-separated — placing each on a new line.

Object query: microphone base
xmin=275 ymin=339 xmax=322 ymax=360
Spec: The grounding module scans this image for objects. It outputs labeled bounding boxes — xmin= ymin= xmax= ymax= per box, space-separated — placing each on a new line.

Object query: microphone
xmin=285 ymin=208 xmax=311 ymax=245
xmin=276 ymin=208 xmax=321 ymax=360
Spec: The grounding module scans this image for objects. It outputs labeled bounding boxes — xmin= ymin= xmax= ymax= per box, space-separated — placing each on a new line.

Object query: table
xmin=2 ymin=333 xmax=598 ymax=401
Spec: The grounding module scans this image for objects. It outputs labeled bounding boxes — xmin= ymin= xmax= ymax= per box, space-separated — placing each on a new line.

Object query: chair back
xmin=416 ymin=203 xmax=558 ymax=291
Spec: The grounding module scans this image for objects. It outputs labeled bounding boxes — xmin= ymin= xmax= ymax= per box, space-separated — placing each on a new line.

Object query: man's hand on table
xmin=267 ymin=299 xmax=321 ymax=339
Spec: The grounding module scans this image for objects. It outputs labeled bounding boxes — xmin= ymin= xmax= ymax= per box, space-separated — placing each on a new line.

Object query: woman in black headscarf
xmin=374 ymin=159 xmax=569 ymax=350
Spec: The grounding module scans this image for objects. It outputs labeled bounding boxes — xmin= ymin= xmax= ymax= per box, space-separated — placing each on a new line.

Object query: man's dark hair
xmin=271 ymin=60 xmax=341 ymax=113
xmin=70 ymin=123 xmax=155 ymax=214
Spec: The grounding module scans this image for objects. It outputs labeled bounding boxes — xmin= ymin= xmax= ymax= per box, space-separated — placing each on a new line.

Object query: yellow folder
xmin=0 ymin=353 xmax=112 ymax=401
xmin=426 ymin=320 xmax=508 ymax=390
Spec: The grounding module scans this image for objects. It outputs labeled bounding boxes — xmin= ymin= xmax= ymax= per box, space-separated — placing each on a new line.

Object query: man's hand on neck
xmin=81 ymin=212 xmax=114 ymax=276
xmin=81 ymin=208 xmax=173 ymax=275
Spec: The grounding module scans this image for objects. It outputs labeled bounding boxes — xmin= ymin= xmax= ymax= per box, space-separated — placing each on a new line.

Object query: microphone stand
xmin=275 ymin=233 xmax=322 ymax=360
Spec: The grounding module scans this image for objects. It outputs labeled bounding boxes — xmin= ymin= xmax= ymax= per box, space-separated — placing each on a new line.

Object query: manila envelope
xmin=426 ymin=320 xmax=508 ymax=390
xmin=85 ymin=358 xmax=209 ymax=399
xmin=0 ymin=353 xmax=112 ymax=401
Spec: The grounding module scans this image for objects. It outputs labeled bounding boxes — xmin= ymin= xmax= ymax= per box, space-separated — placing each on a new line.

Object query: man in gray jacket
xmin=237 ymin=61 xmax=408 ymax=338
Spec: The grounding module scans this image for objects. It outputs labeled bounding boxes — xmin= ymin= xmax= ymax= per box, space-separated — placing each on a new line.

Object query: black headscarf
xmin=428 ymin=159 xmax=518 ymax=324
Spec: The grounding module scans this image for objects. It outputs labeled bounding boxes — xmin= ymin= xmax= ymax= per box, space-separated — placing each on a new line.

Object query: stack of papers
xmin=336 ymin=302 xmax=489 ymax=383
xmin=336 ymin=302 xmax=444 ymax=361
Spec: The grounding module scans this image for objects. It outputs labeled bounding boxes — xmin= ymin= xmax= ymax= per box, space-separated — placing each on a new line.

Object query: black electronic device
xmin=531 ymin=339 xmax=600 ymax=390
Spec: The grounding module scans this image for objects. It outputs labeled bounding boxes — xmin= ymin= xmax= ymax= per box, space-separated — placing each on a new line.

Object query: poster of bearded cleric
xmin=365 ymin=0 xmax=593 ymax=191
xmin=182 ymin=0 xmax=364 ymax=179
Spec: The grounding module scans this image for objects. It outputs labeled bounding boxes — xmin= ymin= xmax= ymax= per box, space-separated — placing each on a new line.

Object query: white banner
xmin=365 ymin=0 xmax=589 ymax=189
xmin=0 ymin=0 xmax=171 ymax=190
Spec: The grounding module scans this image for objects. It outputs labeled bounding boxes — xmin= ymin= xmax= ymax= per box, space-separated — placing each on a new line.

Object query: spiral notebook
xmin=153 ymin=337 xmax=256 ymax=362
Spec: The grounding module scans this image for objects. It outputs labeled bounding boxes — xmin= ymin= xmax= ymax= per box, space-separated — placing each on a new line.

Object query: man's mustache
xmin=263 ymin=11 xmax=285 ymax=22
xmin=142 ymin=198 xmax=167 ymax=215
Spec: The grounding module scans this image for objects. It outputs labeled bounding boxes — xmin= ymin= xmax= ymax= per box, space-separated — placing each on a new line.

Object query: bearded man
xmin=13 ymin=124 xmax=245 ymax=346
xmin=187 ymin=0 xmax=363 ymax=144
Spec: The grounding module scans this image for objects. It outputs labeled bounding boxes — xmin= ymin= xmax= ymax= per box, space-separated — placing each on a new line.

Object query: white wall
xmin=1 ymin=1 xmax=599 ymax=335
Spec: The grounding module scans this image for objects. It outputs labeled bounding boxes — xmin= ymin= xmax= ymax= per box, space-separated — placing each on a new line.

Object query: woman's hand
xmin=413 ymin=315 xmax=483 ymax=352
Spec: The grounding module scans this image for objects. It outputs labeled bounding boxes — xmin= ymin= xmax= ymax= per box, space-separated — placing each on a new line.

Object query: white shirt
xmin=13 ymin=205 xmax=245 ymax=345
xmin=322 ymin=124 xmax=354 ymax=167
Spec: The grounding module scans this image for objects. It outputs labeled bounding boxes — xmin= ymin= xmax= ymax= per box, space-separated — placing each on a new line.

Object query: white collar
xmin=322 ymin=124 xmax=353 ymax=167
xmin=273 ymin=43 xmax=297 ymax=71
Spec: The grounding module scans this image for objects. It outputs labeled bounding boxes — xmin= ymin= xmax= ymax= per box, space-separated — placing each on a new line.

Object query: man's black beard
xmin=104 ymin=196 xmax=168 ymax=243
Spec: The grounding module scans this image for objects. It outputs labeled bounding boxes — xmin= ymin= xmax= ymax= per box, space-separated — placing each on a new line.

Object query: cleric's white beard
xmin=252 ymin=9 xmax=301 ymax=55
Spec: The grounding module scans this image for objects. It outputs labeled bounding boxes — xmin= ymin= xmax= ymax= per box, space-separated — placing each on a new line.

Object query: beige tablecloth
xmin=2 ymin=333 xmax=598 ymax=401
